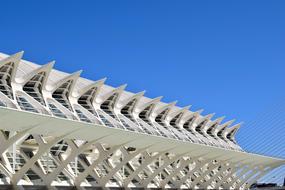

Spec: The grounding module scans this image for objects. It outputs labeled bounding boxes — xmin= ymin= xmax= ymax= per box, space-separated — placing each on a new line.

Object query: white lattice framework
xmin=0 ymin=51 xmax=283 ymax=189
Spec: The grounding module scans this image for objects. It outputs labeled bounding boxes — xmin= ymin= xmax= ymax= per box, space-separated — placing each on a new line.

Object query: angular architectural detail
xmin=0 ymin=52 xmax=23 ymax=100
xmin=0 ymin=51 xmax=284 ymax=189
xmin=21 ymin=62 xmax=54 ymax=106
xmin=50 ymin=71 xmax=82 ymax=112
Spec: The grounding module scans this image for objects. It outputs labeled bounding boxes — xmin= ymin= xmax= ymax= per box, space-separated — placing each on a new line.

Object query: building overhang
xmin=0 ymin=106 xmax=283 ymax=166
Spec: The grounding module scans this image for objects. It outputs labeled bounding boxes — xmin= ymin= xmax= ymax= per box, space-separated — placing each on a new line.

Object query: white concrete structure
xmin=0 ymin=51 xmax=283 ymax=189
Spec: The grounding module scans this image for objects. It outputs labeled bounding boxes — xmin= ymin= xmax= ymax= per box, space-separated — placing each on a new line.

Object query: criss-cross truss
xmin=0 ymin=51 xmax=283 ymax=189
xmin=0 ymin=62 xmax=15 ymax=99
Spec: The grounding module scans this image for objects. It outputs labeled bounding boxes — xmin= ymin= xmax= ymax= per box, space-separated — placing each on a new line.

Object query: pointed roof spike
xmin=137 ymin=90 xmax=146 ymax=96
xmin=205 ymin=113 xmax=215 ymax=120
xmin=168 ymin=105 xmax=191 ymax=120
xmin=73 ymin=70 xmax=83 ymax=77
xmin=117 ymin=90 xmax=146 ymax=109
xmin=207 ymin=116 xmax=226 ymax=133
xmin=18 ymin=60 xmax=55 ymax=84
xmin=153 ymin=96 xmax=163 ymax=102
xmin=97 ymin=77 xmax=107 ymax=84
xmin=196 ymin=109 xmax=204 ymax=114
xmin=131 ymin=90 xmax=146 ymax=97
xmin=152 ymin=100 xmax=177 ymax=117
xmin=118 ymin=83 xmax=127 ymax=90
xmin=35 ymin=61 xmax=55 ymax=73
xmin=0 ymin=51 xmax=22 ymax=64
xmin=168 ymin=105 xmax=192 ymax=126
xmin=92 ymin=78 xmax=107 ymax=86
xmin=44 ymin=60 xmax=55 ymax=68
xmin=129 ymin=90 xmax=146 ymax=100
xmin=225 ymin=122 xmax=242 ymax=140
xmin=134 ymin=96 xmax=163 ymax=114
xmin=74 ymin=77 xmax=107 ymax=98
xmin=102 ymin=84 xmax=127 ymax=99
xmin=147 ymin=96 xmax=163 ymax=105
xmin=0 ymin=51 xmax=24 ymax=65
xmin=227 ymin=119 xmax=236 ymax=125
xmin=67 ymin=70 xmax=82 ymax=78
xmin=61 ymin=70 xmax=82 ymax=79
xmin=94 ymin=78 xmax=107 ymax=86
xmin=49 ymin=70 xmax=82 ymax=92
xmin=0 ymin=51 xmax=25 ymax=84
xmin=98 ymin=84 xmax=128 ymax=107
xmin=214 ymin=116 xmax=226 ymax=123
xmin=214 ymin=119 xmax=236 ymax=136
xmin=103 ymin=84 xmax=126 ymax=95
xmin=12 ymin=51 xmax=24 ymax=60
xmin=222 ymin=122 xmax=242 ymax=138
xmin=183 ymin=105 xmax=192 ymax=110
xmin=136 ymin=91 xmax=146 ymax=98
xmin=220 ymin=119 xmax=236 ymax=128
xmin=155 ymin=100 xmax=177 ymax=111
xmin=37 ymin=61 xmax=55 ymax=75
xmin=195 ymin=113 xmax=215 ymax=130
xmin=181 ymin=108 xmax=203 ymax=123
xmin=0 ymin=51 xmax=24 ymax=63
xmin=180 ymin=105 xmax=191 ymax=114
xmin=169 ymin=100 xmax=177 ymax=106
xmin=228 ymin=122 xmax=243 ymax=131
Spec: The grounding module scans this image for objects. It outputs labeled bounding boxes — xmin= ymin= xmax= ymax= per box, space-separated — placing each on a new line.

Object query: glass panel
xmin=78 ymin=87 xmax=97 ymax=114
xmin=52 ymin=80 xmax=73 ymax=111
xmin=0 ymin=62 xmax=14 ymax=99
xmin=75 ymin=109 xmax=91 ymax=123
xmin=0 ymin=100 xmax=6 ymax=107
xmin=50 ymin=140 xmax=68 ymax=156
xmin=48 ymin=103 xmax=67 ymax=118
xmin=16 ymin=95 xmax=39 ymax=113
xmin=23 ymin=72 xmax=46 ymax=106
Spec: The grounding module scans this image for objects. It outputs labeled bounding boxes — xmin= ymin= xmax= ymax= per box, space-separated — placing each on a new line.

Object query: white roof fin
xmin=74 ymin=78 xmax=107 ymax=102
xmin=153 ymin=101 xmax=177 ymax=118
xmin=0 ymin=51 xmax=24 ymax=83
xmin=214 ymin=116 xmax=225 ymax=124
xmin=134 ymin=96 xmax=163 ymax=114
xmin=48 ymin=70 xmax=82 ymax=93
xmin=18 ymin=61 xmax=55 ymax=84
xmin=117 ymin=90 xmax=146 ymax=109
xmin=99 ymin=84 xmax=127 ymax=108
xmin=168 ymin=105 xmax=191 ymax=121
xmin=223 ymin=122 xmax=242 ymax=141
xmin=8 ymin=51 xmax=24 ymax=61
xmin=204 ymin=113 xmax=215 ymax=120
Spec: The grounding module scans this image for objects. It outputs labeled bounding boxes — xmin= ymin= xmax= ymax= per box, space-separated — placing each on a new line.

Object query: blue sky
xmin=0 ymin=0 xmax=284 ymax=183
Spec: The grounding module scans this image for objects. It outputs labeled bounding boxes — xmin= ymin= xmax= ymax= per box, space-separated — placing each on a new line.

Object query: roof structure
xmin=0 ymin=51 xmax=283 ymax=189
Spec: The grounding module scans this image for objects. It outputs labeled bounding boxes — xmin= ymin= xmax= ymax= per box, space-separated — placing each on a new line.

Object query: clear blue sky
xmin=0 ymin=0 xmax=284 ymax=183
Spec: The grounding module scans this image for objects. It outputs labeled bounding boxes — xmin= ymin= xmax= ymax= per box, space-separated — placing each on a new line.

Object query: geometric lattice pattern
xmin=0 ymin=51 xmax=284 ymax=189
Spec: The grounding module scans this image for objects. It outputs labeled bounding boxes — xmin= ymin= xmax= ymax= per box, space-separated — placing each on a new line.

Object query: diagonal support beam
xmin=100 ymin=146 xmax=150 ymax=186
xmin=122 ymin=148 xmax=175 ymax=187
xmin=159 ymin=158 xmax=190 ymax=188
xmin=11 ymin=133 xmax=72 ymax=184
xmin=74 ymin=143 xmax=127 ymax=186
xmin=141 ymin=153 xmax=185 ymax=187
xmin=190 ymin=160 xmax=223 ymax=188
